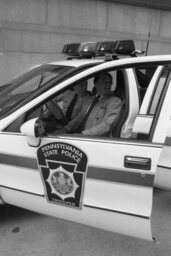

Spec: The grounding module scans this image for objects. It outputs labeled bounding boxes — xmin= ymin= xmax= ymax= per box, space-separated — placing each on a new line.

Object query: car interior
xmin=4 ymin=69 xmax=127 ymax=137
xmin=4 ymin=66 xmax=157 ymax=139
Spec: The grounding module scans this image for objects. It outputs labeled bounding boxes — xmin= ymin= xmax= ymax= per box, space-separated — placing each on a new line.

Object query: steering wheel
xmin=45 ymin=100 xmax=68 ymax=125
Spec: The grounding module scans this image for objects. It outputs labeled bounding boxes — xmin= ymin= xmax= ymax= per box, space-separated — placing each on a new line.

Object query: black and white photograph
xmin=0 ymin=1 xmax=171 ymax=255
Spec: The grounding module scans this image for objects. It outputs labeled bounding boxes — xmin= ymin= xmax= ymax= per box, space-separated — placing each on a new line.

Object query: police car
xmin=0 ymin=41 xmax=171 ymax=241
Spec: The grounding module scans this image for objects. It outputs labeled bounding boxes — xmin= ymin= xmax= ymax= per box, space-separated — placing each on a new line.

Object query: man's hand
xmin=53 ymin=127 xmax=68 ymax=134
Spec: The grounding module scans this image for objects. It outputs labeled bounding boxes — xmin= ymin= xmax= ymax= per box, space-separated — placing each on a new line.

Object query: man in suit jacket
xmin=65 ymin=73 xmax=122 ymax=136
xmin=56 ymin=80 xmax=90 ymax=121
xmin=42 ymin=81 xmax=89 ymax=131
xmin=67 ymin=81 xmax=90 ymax=121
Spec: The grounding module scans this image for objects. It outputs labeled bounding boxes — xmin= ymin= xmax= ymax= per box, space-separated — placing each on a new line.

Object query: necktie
xmin=66 ymin=94 xmax=78 ymax=121
xmin=76 ymin=95 xmax=99 ymax=132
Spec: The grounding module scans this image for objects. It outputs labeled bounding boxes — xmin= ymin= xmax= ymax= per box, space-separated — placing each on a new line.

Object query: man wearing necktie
xmin=65 ymin=73 xmax=122 ymax=136
xmin=41 ymin=81 xmax=90 ymax=131
xmin=66 ymin=81 xmax=90 ymax=121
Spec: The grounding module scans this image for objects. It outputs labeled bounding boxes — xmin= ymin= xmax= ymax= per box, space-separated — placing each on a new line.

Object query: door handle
xmin=124 ymin=156 xmax=151 ymax=170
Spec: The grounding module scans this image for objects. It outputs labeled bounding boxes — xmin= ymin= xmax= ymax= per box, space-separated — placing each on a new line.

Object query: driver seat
xmin=110 ymin=70 xmax=127 ymax=137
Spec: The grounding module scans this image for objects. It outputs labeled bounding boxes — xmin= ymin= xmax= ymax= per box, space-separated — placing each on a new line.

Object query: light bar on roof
xmin=62 ymin=40 xmax=143 ymax=59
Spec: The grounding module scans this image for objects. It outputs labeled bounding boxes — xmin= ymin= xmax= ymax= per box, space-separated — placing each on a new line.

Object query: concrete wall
xmin=111 ymin=0 xmax=171 ymax=10
xmin=0 ymin=0 xmax=171 ymax=83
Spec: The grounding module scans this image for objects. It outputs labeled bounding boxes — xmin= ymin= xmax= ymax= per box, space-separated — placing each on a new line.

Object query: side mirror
xmin=20 ymin=118 xmax=45 ymax=147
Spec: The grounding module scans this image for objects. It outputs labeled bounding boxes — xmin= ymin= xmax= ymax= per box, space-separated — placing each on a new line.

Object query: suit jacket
xmin=60 ymin=90 xmax=75 ymax=116
xmin=71 ymin=92 xmax=90 ymax=120
xmin=65 ymin=96 xmax=95 ymax=132
xmin=66 ymin=94 xmax=122 ymax=136
xmin=82 ymin=95 xmax=122 ymax=136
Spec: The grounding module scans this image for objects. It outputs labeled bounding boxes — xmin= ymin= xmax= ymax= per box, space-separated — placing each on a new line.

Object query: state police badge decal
xmin=37 ymin=142 xmax=88 ymax=209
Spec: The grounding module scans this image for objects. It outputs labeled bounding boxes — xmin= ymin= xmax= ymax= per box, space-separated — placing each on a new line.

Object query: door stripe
xmin=0 ymin=153 xmax=38 ymax=169
xmin=0 ymin=154 xmax=154 ymax=187
xmin=87 ymin=166 xmax=154 ymax=187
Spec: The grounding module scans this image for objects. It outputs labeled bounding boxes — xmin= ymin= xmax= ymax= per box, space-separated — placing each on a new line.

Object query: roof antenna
xmin=145 ymin=31 xmax=150 ymax=56
xmin=146 ymin=13 xmax=154 ymax=56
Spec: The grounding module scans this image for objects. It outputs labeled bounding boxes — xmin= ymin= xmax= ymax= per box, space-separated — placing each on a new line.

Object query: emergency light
xmin=62 ymin=40 xmax=143 ymax=59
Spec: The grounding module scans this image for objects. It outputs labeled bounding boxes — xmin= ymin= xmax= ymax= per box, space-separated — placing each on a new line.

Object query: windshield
xmin=0 ymin=64 xmax=74 ymax=118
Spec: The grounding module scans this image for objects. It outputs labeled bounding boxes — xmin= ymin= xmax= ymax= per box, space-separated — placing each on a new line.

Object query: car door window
xmin=134 ymin=66 xmax=157 ymax=104
xmin=131 ymin=64 xmax=171 ymax=141
xmin=148 ymin=66 xmax=170 ymax=115
xmin=6 ymin=64 xmax=167 ymax=141
xmin=40 ymin=70 xmax=125 ymax=138
xmin=5 ymin=68 xmax=128 ymax=137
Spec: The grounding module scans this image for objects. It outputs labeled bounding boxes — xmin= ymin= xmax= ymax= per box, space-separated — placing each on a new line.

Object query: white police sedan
xmin=0 ymin=54 xmax=171 ymax=241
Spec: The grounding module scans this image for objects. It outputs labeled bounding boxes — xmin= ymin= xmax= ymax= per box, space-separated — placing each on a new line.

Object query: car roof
xmin=51 ymin=55 xmax=171 ymax=66
xmin=30 ymin=54 xmax=171 ymax=72
xmin=46 ymin=59 xmax=104 ymax=67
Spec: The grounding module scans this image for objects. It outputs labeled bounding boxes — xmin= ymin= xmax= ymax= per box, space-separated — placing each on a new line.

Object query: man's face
xmin=95 ymin=75 xmax=112 ymax=96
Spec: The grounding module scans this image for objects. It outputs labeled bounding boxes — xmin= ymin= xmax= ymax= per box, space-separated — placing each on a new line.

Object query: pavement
xmin=0 ymin=188 xmax=171 ymax=256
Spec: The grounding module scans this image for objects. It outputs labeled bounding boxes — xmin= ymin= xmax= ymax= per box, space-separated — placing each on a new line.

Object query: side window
xmin=134 ymin=66 xmax=157 ymax=104
xmin=50 ymin=69 xmax=125 ymax=138
xmin=148 ymin=66 xmax=170 ymax=115
xmin=5 ymin=69 xmax=127 ymax=138
xmin=131 ymin=65 xmax=171 ymax=141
